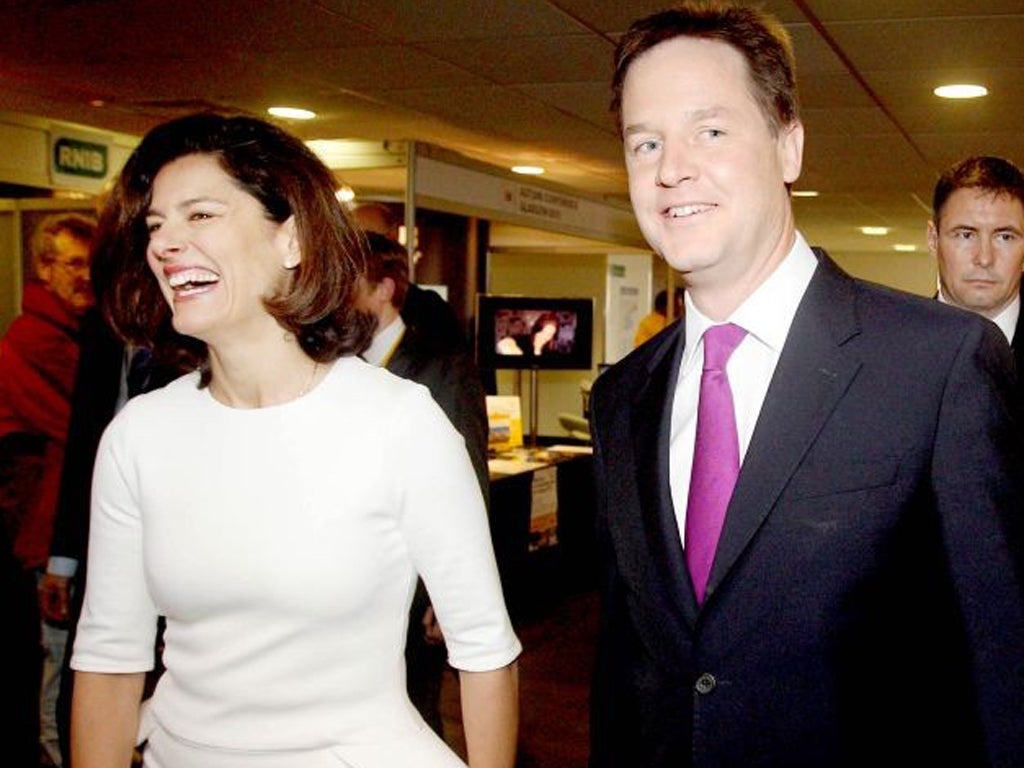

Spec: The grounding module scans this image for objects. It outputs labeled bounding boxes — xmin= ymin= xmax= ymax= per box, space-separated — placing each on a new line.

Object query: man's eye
xmin=146 ymin=221 xmax=161 ymax=234
xmin=190 ymin=211 xmax=213 ymax=222
xmin=632 ymin=140 xmax=660 ymax=156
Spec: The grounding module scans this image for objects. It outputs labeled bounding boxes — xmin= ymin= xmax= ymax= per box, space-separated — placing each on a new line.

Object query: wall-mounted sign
xmin=53 ymin=137 xmax=107 ymax=178
xmin=49 ymin=129 xmax=113 ymax=191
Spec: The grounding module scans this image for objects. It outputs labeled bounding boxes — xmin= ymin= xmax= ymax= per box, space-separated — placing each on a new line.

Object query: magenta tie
xmin=685 ymin=323 xmax=747 ymax=605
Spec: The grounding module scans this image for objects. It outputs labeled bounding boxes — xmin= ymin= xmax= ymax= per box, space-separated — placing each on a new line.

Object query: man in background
xmin=353 ymin=202 xmax=470 ymax=354
xmin=0 ymin=211 xmax=94 ymax=767
xmin=929 ymin=155 xmax=1024 ymax=375
xmin=633 ymin=287 xmax=684 ymax=347
xmin=361 ymin=231 xmax=490 ymax=738
xmin=589 ymin=3 xmax=1024 ymax=766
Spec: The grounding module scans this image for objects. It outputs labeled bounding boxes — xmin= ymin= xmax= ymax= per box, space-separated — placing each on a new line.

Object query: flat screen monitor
xmin=477 ymin=295 xmax=594 ymax=370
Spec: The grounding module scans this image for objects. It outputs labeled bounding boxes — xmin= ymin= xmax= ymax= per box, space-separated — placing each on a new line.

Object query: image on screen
xmin=476 ymin=296 xmax=593 ymax=370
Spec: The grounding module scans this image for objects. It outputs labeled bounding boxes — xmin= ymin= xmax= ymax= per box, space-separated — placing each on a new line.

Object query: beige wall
xmin=830 ymin=249 xmax=937 ymax=298
xmin=488 ymin=251 xmax=607 ymax=440
xmin=0 ymin=204 xmax=18 ymax=334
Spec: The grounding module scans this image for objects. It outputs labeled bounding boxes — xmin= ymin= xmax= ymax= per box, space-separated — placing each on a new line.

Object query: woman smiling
xmin=70 ymin=114 xmax=519 ymax=768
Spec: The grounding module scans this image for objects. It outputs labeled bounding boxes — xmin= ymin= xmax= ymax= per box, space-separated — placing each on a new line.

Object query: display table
xmin=488 ymin=445 xmax=596 ymax=619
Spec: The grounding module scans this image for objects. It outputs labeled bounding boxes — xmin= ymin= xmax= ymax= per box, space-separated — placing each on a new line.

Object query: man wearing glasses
xmin=0 ymin=211 xmax=94 ymax=767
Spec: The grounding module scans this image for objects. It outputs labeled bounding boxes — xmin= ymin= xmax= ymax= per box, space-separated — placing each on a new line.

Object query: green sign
xmin=53 ymin=137 xmax=107 ymax=179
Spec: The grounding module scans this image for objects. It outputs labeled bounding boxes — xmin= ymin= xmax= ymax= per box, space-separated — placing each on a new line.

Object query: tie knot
xmin=702 ymin=323 xmax=746 ymax=371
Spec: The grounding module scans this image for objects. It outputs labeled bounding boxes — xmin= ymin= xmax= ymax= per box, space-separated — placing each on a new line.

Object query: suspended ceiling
xmin=1 ymin=0 xmax=1022 ymax=259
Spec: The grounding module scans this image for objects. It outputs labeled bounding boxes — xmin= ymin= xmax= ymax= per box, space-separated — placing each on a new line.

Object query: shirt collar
xmin=682 ymin=231 xmax=818 ymax=372
xmin=989 ymin=294 xmax=1020 ymax=344
xmin=363 ymin=314 xmax=405 ymax=367
xmin=937 ymin=288 xmax=1020 ymax=344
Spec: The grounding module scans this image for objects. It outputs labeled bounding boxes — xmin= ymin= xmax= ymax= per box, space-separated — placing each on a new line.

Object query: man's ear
xmin=35 ymin=261 xmax=55 ymax=285
xmin=927 ymin=219 xmax=939 ymax=257
xmin=280 ymin=216 xmax=300 ymax=269
xmin=779 ymin=119 xmax=804 ymax=184
xmin=378 ymin=276 xmax=396 ymax=305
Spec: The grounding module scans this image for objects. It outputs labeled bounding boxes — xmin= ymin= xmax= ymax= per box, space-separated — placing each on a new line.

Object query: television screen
xmin=476 ymin=295 xmax=594 ymax=370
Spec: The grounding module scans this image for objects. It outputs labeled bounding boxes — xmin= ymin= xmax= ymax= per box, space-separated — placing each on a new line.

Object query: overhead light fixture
xmin=893 ymin=244 xmax=918 ymax=252
xmin=791 ymin=190 xmax=819 ymax=198
xmin=267 ymin=106 xmax=317 ymax=120
xmin=860 ymin=226 xmax=889 ymax=236
xmin=335 ymin=185 xmax=355 ymax=204
xmin=511 ymin=165 xmax=545 ymax=176
xmin=933 ymin=84 xmax=988 ymax=100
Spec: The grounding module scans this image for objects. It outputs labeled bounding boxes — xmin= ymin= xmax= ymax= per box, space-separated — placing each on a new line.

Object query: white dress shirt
xmin=938 ymin=289 xmax=1019 ymax=345
xmin=669 ymin=233 xmax=819 ymax=544
xmin=362 ymin=314 xmax=406 ymax=367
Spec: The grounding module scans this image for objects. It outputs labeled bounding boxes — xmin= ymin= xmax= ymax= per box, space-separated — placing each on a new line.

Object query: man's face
xmin=929 ymin=187 xmax=1024 ymax=319
xmin=37 ymin=230 xmax=93 ymax=313
xmin=620 ymin=36 xmax=803 ymax=305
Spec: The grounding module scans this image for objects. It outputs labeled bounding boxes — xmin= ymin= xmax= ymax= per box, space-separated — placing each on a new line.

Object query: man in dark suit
xmin=362 ymin=231 xmax=490 ymax=737
xmin=928 ymin=155 xmax=1024 ymax=377
xmin=589 ymin=4 xmax=1024 ymax=767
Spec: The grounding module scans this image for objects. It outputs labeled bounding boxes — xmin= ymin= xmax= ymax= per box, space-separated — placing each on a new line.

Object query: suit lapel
xmin=630 ymin=324 xmax=701 ymax=624
xmin=705 ymin=253 xmax=863 ymax=602
xmin=1012 ymin=286 xmax=1024 ymax=373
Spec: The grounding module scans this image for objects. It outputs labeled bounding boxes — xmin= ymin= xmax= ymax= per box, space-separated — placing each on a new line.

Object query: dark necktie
xmin=685 ymin=323 xmax=746 ymax=605
xmin=126 ymin=347 xmax=152 ymax=398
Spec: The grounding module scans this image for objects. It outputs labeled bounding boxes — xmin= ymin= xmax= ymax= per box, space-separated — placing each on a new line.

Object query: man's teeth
xmin=667 ymin=204 xmax=713 ymax=218
xmin=168 ymin=269 xmax=220 ymax=290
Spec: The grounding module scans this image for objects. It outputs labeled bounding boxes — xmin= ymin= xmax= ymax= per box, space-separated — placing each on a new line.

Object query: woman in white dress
xmin=70 ymin=114 xmax=520 ymax=768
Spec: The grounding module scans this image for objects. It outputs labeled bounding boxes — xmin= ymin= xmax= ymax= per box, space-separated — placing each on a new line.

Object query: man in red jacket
xmin=0 ymin=211 xmax=94 ymax=767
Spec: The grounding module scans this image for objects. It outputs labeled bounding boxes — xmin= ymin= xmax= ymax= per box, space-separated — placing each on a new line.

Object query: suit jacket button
xmin=695 ymin=672 xmax=717 ymax=695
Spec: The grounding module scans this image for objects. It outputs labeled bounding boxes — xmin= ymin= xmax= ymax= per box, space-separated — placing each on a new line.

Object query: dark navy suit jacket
xmin=590 ymin=252 xmax=1024 ymax=767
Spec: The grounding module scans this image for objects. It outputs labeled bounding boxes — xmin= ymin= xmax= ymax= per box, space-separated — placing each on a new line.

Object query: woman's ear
xmin=280 ymin=216 xmax=300 ymax=269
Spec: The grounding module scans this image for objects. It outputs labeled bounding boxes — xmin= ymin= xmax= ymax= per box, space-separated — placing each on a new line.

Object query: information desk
xmin=487 ymin=446 xmax=596 ymax=619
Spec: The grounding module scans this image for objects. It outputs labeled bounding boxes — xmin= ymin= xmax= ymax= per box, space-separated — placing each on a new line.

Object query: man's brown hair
xmin=932 ymin=155 xmax=1024 ymax=224
xmin=611 ymin=1 xmax=799 ymax=136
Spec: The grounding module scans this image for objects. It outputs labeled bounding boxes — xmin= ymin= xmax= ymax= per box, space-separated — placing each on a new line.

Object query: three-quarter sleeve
xmin=389 ymin=387 xmax=521 ymax=672
xmin=71 ymin=415 xmax=160 ymax=673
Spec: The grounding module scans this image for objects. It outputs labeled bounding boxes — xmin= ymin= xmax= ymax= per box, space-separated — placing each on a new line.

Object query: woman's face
xmin=144 ymin=153 xmax=296 ymax=347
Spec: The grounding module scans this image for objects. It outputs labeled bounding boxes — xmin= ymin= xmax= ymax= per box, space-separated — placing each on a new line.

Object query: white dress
xmin=72 ymin=357 xmax=521 ymax=767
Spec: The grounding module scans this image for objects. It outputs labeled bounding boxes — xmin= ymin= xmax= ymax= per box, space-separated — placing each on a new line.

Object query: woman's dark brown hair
xmin=530 ymin=311 xmax=560 ymax=351
xmin=99 ymin=112 xmax=374 ymax=379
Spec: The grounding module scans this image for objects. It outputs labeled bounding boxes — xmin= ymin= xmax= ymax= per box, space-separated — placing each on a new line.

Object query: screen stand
xmin=528 ymin=367 xmax=539 ymax=447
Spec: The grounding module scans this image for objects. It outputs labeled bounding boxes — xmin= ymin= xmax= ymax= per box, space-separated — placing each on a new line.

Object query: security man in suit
xmin=929 ymin=155 xmax=1024 ymax=376
xmin=589 ymin=3 xmax=1024 ymax=767
xmin=361 ymin=231 xmax=490 ymax=738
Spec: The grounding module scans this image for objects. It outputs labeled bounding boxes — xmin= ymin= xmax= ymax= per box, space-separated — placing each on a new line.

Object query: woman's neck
xmin=206 ymin=337 xmax=325 ymax=409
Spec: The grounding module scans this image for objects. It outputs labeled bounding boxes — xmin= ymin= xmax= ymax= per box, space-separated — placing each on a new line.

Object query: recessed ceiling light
xmin=791 ymin=190 xmax=819 ymax=198
xmin=511 ymin=165 xmax=545 ymax=176
xmin=267 ymin=106 xmax=317 ymax=120
xmin=934 ymin=84 xmax=988 ymax=100
xmin=335 ymin=185 xmax=355 ymax=203
xmin=860 ymin=226 xmax=889 ymax=236
xmin=893 ymin=244 xmax=917 ymax=252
